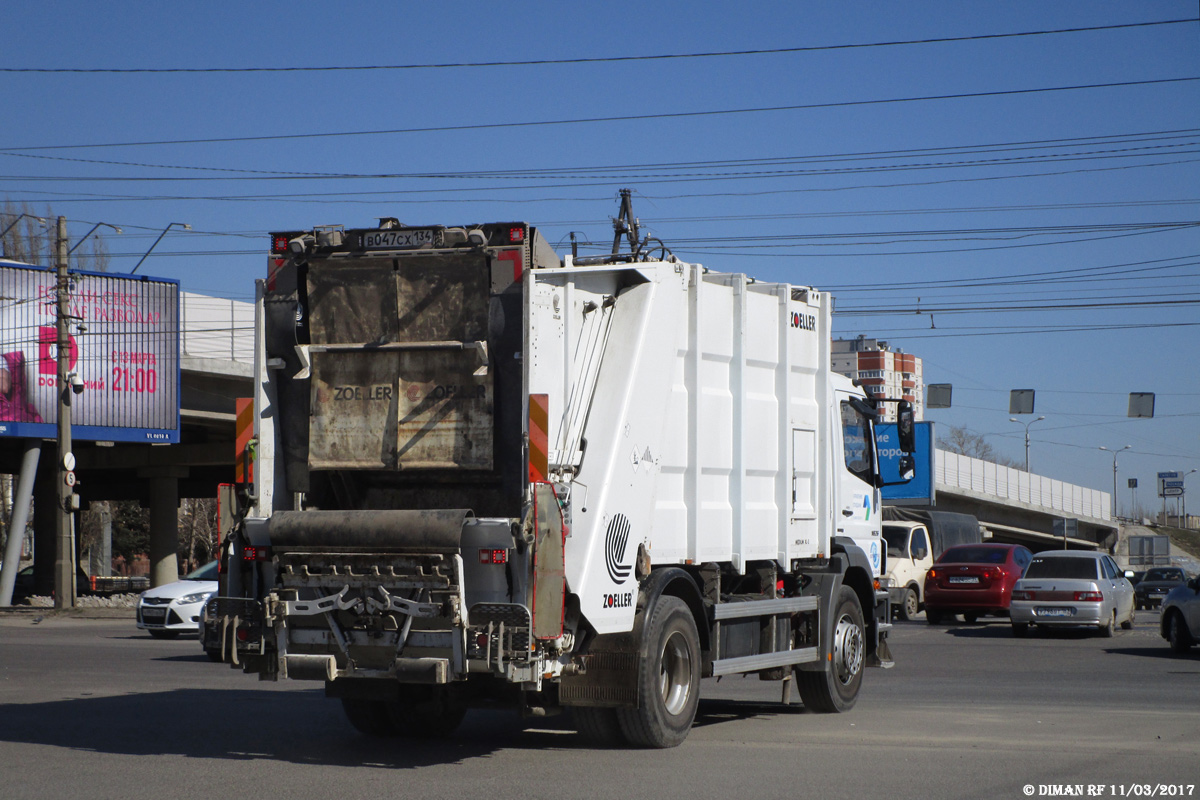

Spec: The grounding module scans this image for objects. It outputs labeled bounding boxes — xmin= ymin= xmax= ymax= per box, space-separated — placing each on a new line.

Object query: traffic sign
xmin=1158 ymin=471 xmax=1185 ymax=498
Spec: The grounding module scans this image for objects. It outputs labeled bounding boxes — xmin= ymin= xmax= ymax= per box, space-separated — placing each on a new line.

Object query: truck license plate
xmin=948 ymin=576 xmax=979 ymax=584
xmin=361 ymin=229 xmax=434 ymax=249
xmin=1035 ymin=607 xmax=1073 ymax=617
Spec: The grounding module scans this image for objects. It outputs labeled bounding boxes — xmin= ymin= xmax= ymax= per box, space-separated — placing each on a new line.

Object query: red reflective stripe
xmin=498 ymin=249 xmax=523 ymax=283
xmin=528 ymin=394 xmax=548 ymax=484
xmin=235 ymin=398 xmax=254 ymax=483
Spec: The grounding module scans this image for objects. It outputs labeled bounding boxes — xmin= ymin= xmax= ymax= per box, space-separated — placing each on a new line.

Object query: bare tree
xmin=179 ymin=498 xmax=220 ymax=572
xmin=938 ymin=425 xmax=1020 ymax=468
xmin=1 ymin=201 xmax=53 ymax=265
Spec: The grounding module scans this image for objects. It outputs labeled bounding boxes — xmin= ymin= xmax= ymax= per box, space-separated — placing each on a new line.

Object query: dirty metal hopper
xmin=305 ymin=254 xmax=494 ymax=471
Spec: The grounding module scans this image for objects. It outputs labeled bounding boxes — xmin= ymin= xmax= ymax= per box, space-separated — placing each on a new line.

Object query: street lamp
xmin=1009 ymin=415 xmax=1045 ymax=472
xmin=131 ymin=222 xmax=190 ymax=274
xmin=0 ymin=213 xmax=48 ymax=257
xmin=1184 ymin=469 xmax=1198 ymax=530
xmin=67 ymin=222 xmax=123 ymax=256
xmin=1099 ymin=445 xmax=1131 ymax=519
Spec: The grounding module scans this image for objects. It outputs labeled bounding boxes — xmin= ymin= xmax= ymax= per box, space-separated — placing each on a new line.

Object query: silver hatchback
xmin=1010 ymin=551 xmax=1136 ymax=637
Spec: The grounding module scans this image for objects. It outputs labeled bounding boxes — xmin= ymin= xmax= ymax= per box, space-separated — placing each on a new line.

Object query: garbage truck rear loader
xmin=211 ymin=202 xmax=913 ymax=748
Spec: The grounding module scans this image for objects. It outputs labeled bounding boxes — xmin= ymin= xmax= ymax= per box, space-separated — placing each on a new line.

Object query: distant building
xmin=831 ymin=335 xmax=923 ymax=422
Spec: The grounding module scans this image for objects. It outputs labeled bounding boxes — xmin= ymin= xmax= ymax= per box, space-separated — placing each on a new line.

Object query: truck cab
xmin=883 ymin=521 xmax=932 ymax=620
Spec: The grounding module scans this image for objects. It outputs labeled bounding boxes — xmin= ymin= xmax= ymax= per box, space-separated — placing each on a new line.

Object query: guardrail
xmin=180 ymin=293 xmax=254 ymax=363
xmin=936 ymin=449 xmax=1111 ymax=522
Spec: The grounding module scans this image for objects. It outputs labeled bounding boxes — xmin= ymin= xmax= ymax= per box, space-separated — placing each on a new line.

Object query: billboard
xmin=877 ymin=421 xmax=934 ymax=504
xmin=0 ymin=261 xmax=179 ymax=443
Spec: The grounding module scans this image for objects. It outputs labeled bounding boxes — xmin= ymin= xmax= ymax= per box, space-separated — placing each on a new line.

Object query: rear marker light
xmin=476 ymin=633 xmax=489 ymax=648
xmin=479 ymin=549 xmax=508 ymax=565
xmin=243 ymin=546 xmax=270 ymax=561
xmin=508 ymin=226 xmax=525 ymax=243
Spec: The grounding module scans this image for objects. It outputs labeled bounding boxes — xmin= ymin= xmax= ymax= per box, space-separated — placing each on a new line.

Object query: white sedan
xmin=1010 ymin=551 xmax=1136 ymax=637
xmin=136 ymin=561 xmax=218 ymax=639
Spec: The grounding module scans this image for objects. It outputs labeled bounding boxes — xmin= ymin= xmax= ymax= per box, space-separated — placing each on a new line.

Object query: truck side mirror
xmin=897 ymin=401 xmax=915 ymax=454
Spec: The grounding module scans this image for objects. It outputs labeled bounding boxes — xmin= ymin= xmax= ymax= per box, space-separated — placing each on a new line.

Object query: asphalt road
xmin=0 ymin=611 xmax=1196 ymax=800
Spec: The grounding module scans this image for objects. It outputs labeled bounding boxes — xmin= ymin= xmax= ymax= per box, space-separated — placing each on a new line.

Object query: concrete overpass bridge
xmin=901 ymin=449 xmax=1118 ymax=553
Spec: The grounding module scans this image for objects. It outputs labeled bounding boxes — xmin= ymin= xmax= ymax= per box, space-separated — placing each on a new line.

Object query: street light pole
xmin=67 ymin=222 xmax=122 ymax=257
xmin=1099 ymin=445 xmax=1131 ymax=520
xmin=1184 ymin=469 xmax=1198 ymax=530
xmin=1009 ymin=415 xmax=1045 ymax=472
xmin=130 ymin=222 xmax=190 ymax=274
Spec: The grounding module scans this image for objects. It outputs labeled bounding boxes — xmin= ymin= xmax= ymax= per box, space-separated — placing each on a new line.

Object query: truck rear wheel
xmin=616 ymin=596 xmax=700 ymax=748
xmin=340 ymin=686 xmax=467 ymax=738
xmin=390 ymin=685 xmax=467 ymax=737
xmin=796 ymin=586 xmax=864 ymax=713
xmin=573 ymin=706 xmax=626 ymax=747
xmin=341 ymin=699 xmax=395 ymax=737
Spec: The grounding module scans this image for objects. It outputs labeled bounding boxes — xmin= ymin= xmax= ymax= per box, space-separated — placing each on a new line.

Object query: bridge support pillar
xmin=141 ymin=466 xmax=189 ymax=588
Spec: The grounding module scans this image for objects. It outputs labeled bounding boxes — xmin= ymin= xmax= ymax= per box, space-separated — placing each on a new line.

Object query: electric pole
xmin=54 ymin=216 xmax=77 ymax=609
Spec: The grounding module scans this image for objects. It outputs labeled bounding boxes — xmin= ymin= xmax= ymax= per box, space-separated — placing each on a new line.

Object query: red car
xmin=924 ymin=543 xmax=1033 ymax=624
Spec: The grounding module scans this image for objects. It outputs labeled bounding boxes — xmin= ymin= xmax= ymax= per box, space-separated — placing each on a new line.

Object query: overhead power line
xmin=2 ymin=20 xmax=1192 ymax=74
xmin=3 ymin=77 xmax=1196 ymax=153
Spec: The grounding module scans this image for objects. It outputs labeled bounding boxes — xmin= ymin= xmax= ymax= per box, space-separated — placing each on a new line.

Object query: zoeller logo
xmin=605 ymin=514 xmax=632 ymax=585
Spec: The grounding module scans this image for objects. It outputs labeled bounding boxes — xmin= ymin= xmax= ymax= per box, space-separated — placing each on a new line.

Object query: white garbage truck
xmin=210 ymin=193 xmax=914 ymax=748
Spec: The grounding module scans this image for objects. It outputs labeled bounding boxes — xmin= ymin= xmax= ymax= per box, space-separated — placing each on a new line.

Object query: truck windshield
xmin=840 ymin=400 xmax=874 ymax=481
xmin=882 ymin=526 xmax=908 ymax=557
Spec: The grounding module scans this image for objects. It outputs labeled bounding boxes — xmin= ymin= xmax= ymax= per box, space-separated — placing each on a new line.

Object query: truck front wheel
xmin=796 ymin=586 xmax=864 ymax=713
xmin=617 ymin=596 xmax=701 ymax=748
xmin=898 ymin=586 xmax=919 ymax=621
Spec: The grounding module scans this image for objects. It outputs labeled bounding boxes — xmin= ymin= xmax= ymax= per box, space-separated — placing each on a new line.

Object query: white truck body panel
xmin=527 ymin=259 xmax=878 ymax=634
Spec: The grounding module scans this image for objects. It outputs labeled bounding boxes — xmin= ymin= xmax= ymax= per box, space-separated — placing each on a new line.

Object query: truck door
xmin=835 ymin=392 xmax=883 ymax=575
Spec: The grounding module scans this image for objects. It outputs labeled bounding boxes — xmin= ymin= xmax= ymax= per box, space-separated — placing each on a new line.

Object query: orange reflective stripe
xmin=235 ymin=397 xmax=254 ymax=483
xmin=528 ymin=394 xmax=549 ymax=484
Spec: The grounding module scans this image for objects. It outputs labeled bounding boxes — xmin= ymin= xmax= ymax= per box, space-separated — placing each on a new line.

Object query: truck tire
xmin=573 ymin=706 xmax=626 ymax=747
xmin=389 ymin=685 xmax=467 ymax=738
xmin=898 ymin=587 xmax=919 ymax=621
xmin=341 ymin=699 xmax=395 ymax=737
xmin=341 ymin=686 xmax=467 ymax=738
xmin=616 ymin=596 xmax=701 ymax=748
xmin=796 ymin=586 xmax=864 ymax=713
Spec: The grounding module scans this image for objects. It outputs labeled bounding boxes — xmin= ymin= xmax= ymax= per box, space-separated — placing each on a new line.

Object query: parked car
xmin=136 ymin=561 xmax=218 ymax=639
xmin=1160 ymin=575 xmax=1200 ymax=654
xmin=1133 ymin=567 xmax=1188 ymax=610
xmin=1010 ymin=551 xmax=1136 ymax=637
xmin=923 ymin=543 xmax=1032 ymax=623
xmin=10 ymin=564 xmax=93 ymax=604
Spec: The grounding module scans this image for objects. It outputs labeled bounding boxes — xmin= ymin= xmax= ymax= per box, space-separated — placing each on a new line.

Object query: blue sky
xmin=1 ymin=1 xmax=1196 ymax=513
